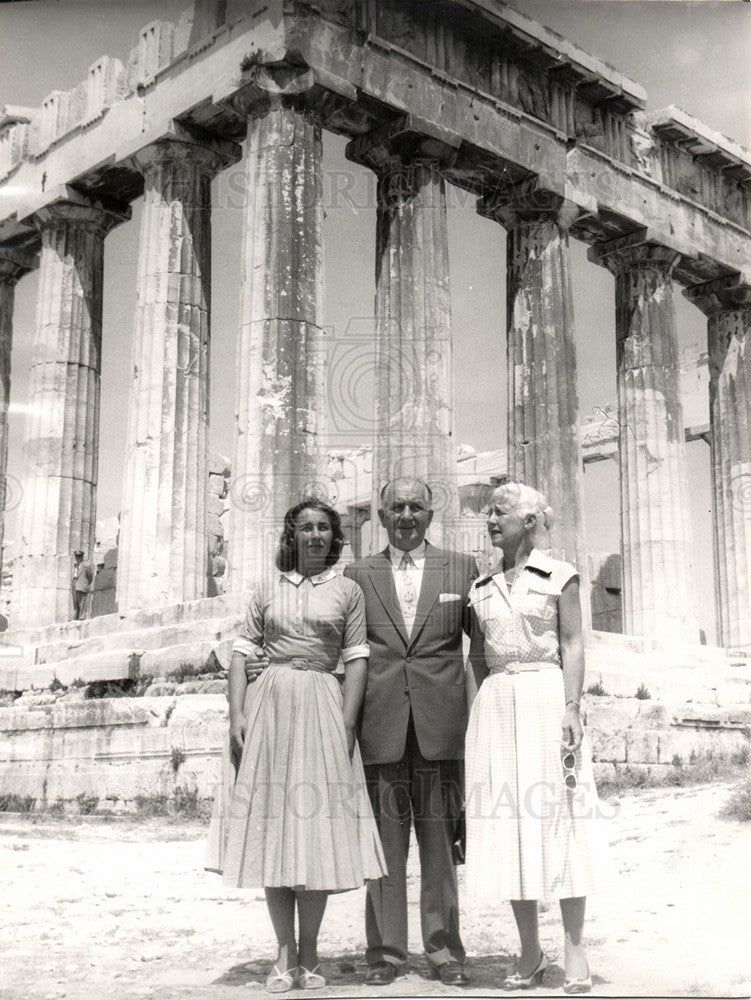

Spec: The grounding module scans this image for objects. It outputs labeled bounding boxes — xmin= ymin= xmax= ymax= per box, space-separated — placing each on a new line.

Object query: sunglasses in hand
xmin=559 ymin=741 xmax=579 ymax=791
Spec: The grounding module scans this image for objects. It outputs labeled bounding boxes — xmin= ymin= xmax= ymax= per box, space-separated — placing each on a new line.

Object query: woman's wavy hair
xmin=276 ymin=498 xmax=345 ymax=572
xmin=493 ymin=482 xmax=555 ymax=530
xmin=492 ymin=482 xmax=555 ymax=551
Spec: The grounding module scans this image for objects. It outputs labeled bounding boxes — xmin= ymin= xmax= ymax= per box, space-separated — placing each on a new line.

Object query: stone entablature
xmin=0 ymin=0 xmax=748 ymax=283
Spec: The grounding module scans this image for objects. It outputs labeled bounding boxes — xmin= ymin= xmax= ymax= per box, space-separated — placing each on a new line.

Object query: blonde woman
xmin=465 ymin=483 xmax=609 ymax=995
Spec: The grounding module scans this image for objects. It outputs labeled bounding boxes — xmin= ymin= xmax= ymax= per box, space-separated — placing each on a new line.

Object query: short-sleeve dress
xmin=205 ymin=567 xmax=387 ymax=891
xmin=465 ymin=549 xmax=610 ymax=902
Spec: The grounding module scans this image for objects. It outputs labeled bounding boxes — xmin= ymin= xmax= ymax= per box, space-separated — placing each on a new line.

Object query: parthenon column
xmin=12 ymin=199 xmax=125 ymax=627
xmin=347 ymin=126 xmax=457 ymax=548
xmin=0 ymin=248 xmax=35 ymax=577
xmin=591 ymin=233 xmax=698 ymax=642
xmin=685 ymin=276 xmax=751 ymax=649
xmin=480 ymin=188 xmax=588 ymax=589
xmin=117 ymin=133 xmax=239 ymax=614
xmin=228 ymin=80 xmax=326 ymax=593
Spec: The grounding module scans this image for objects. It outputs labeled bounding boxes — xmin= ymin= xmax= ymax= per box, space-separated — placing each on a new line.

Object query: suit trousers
xmin=364 ymin=715 xmax=465 ymax=969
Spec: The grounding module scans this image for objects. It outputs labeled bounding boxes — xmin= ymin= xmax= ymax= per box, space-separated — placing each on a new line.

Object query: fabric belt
xmin=276 ymin=658 xmax=331 ymax=673
xmin=495 ymin=660 xmax=559 ymax=674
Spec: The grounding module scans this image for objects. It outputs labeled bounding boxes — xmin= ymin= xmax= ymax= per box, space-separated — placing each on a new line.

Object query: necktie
xmin=399 ymin=551 xmax=418 ymax=613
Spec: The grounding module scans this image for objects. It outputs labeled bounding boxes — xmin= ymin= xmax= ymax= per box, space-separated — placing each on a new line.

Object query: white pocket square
xmin=439 ymin=593 xmax=462 ymax=603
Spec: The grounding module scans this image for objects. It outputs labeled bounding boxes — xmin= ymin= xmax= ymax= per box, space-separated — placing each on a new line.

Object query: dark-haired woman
xmin=206 ymin=500 xmax=386 ymax=992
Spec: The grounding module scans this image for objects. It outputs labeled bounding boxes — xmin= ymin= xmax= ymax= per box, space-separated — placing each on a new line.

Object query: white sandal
xmin=264 ymin=964 xmax=297 ymax=993
xmin=298 ymin=965 xmax=326 ymax=990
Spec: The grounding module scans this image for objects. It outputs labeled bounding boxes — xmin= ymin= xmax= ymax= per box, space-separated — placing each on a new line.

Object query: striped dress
xmin=465 ymin=549 xmax=610 ymax=902
xmin=205 ymin=568 xmax=387 ymax=891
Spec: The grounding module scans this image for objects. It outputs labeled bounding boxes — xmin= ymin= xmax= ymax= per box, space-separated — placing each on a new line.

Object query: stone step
xmin=583 ymin=629 xmax=748 ymax=706
xmin=0 ymin=592 xmax=248 ymax=650
xmin=589 ymin=665 xmax=751 ymax=705
xmin=0 ymin=637 xmax=237 ymax=691
xmin=32 ymin=614 xmax=243 ymax=666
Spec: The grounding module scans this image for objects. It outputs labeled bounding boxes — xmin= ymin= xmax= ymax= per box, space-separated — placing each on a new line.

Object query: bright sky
xmin=1 ymin=1 xmax=749 ymax=641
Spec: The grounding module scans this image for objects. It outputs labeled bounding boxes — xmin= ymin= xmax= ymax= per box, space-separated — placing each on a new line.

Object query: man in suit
xmin=344 ymin=477 xmax=477 ymax=987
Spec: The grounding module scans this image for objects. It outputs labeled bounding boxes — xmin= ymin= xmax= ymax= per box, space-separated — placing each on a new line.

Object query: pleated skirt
xmin=205 ymin=663 xmax=387 ymax=891
xmin=465 ymin=668 xmax=611 ymax=902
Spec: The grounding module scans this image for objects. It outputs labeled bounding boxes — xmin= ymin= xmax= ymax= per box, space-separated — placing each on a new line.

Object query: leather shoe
xmin=364 ymin=962 xmax=397 ymax=986
xmin=431 ymin=960 xmax=469 ymax=986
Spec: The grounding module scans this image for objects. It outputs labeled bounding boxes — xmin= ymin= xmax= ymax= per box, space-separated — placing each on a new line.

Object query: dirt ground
xmin=2 ymin=780 xmax=750 ymax=1000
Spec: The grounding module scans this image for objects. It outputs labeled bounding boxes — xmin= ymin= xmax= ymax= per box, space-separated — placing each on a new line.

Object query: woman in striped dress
xmin=465 ymin=483 xmax=609 ymax=995
xmin=205 ymin=499 xmax=386 ymax=992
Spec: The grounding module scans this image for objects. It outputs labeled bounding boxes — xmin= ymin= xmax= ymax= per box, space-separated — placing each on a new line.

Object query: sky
xmin=0 ymin=0 xmax=749 ymax=641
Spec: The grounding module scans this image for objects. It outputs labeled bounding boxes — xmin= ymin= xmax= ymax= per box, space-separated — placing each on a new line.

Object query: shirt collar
xmin=281 ymin=567 xmax=336 ymax=586
xmin=523 ymin=547 xmax=555 ymax=577
xmin=388 ymin=540 xmax=427 ymax=568
xmin=476 ymin=547 xmax=554 ymax=587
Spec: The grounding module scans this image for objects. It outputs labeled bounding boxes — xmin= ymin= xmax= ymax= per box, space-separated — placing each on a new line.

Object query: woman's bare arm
xmin=228 ymin=650 xmax=249 ymax=765
xmin=342 ymin=657 xmax=368 ymax=756
xmin=559 ymin=578 xmax=585 ymax=751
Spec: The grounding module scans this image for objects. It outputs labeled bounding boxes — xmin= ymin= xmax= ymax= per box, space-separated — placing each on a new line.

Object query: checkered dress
xmin=465 ymin=550 xmax=611 ymax=901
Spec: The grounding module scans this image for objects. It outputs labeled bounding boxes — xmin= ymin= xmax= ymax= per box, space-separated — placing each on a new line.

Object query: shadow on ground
xmin=212 ymin=951 xmax=612 ymax=995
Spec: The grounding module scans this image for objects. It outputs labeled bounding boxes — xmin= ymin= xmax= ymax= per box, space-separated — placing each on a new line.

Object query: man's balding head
xmin=378 ymin=477 xmax=434 ymax=551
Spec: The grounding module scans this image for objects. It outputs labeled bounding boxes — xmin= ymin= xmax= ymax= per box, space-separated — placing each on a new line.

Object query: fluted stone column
xmin=0 ymin=249 xmax=36 ymax=577
xmin=347 ymin=130 xmax=457 ymax=549
xmin=480 ymin=190 xmax=588 ymax=593
xmin=12 ymin=201 xmax=125 ymax=627
xmin=591 ymin=234 xmax=698 ymax=642
xmin=117 ymin=135 xmax=239 ymax=614
xmin=228 ymin=96 xmax=326 ymax=593
xmin=685 ymin=276 xmax=751 ymax=649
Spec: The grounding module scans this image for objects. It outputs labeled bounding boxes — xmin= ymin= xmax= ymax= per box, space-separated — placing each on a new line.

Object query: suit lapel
xmin=367 ymin=550 xmax=409 ymax=646
xmin=408 ymin=543 xmax=448 ymax=651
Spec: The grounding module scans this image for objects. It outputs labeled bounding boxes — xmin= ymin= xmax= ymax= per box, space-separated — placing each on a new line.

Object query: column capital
xmin=230 ymin=60 xmax=318 ymax=120
xmin=588 ymin=229 xmax=685 ymax=276
xmin=345 ymin=114 xmax=460 ymax=177
xmin=477 ymin=180 xmax=582 ymax=231
xmin=32 ymin=194 xmax=130 ymax=238
xmin=684 ymin=273 xmax=751 ymax=316
xmin=0 ymin=246 xmax=37 ymax=282
xmin=130 ymin=128 xmax=241 ymax=178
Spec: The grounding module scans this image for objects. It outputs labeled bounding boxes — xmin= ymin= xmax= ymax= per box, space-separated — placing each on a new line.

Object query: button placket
xmin=293 ymin=581 xmax=306 ymax=634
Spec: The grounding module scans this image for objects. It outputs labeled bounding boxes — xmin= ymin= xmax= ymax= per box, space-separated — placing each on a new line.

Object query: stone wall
xmin=0 ymin=687 xmax=748 ymax=813
xmin=584 ymin=696 xmax=751 ymax=786
xmin=0 ymin=693 xmax=226 ymax=812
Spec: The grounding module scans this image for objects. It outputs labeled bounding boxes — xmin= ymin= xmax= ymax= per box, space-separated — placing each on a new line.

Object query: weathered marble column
xmin=0 ymin=248 xmax=35 ymax=577
xmin=480 ymin=189 xmax=588 ymax=589
xmin=117 ymin=134 xmax=239 ymax=614
xmin=347 ymin=129 xmax=457 ymax=549
xmin=591 ymin=234 xmax=698 ymax=642
xmin=228 ymin=94 xmax=326 ymax=593
xmin=12 ymin=200 xmax=125 ymax=627
xmin=685 ymin=276 xmax=751 ymax=649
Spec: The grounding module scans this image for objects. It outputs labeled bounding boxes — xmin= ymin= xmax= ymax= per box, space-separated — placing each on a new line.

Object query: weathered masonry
xmin=1 ymin=0 xmax=749 ymax=656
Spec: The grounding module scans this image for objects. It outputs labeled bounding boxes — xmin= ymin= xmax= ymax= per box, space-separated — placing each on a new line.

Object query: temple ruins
xmin=0 ymin=0 xmax=749 ymax=810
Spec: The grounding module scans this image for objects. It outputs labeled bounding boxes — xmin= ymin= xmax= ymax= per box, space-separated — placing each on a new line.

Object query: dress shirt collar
xmin=281 ymin=567 xmax=336 ymax=586
xmin=388 ymin=540 xmax=427 ymax=568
